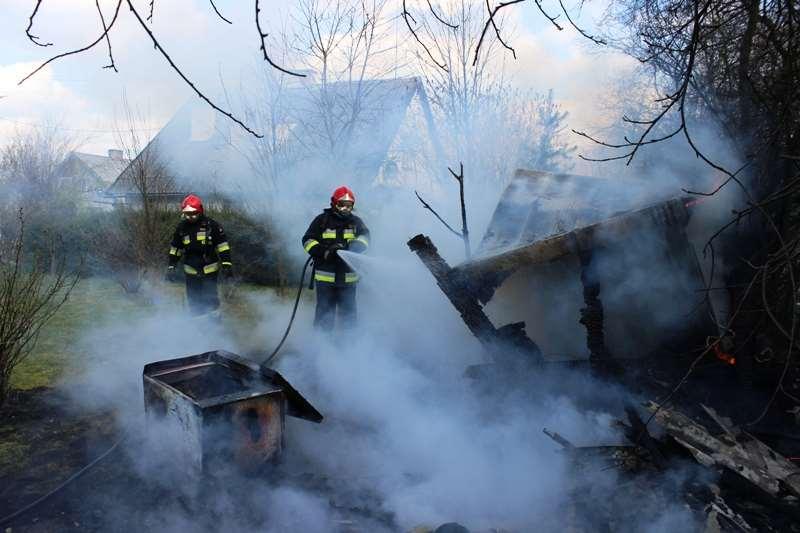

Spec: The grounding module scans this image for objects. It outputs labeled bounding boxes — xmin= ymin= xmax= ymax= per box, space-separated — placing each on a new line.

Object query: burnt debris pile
xmin=409 ymin=169 xmax=800 ymax=531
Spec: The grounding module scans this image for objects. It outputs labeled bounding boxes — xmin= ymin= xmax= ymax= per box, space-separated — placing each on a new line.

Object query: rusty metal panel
xmin=142 ymin=350 xmax=320 ymax=478
xmin=143 ymin=372 xmax=204 ymax=478
xmin=201 ymin=392 xmax=286 ymax=473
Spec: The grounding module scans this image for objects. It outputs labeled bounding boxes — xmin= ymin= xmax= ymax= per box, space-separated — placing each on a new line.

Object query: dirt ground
xmin=0 ymin=387 xmax=400 ymax=533
xmin=0 ymin=387 xmax=120 ymax=531
xmin=3 ymin=308 xmax=800 ymax=532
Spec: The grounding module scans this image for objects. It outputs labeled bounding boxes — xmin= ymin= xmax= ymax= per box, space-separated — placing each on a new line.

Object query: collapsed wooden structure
xmin=409 ymin=169 xmax=719 ymax=371
xmin=408 ymin=168 xmax=800 ymax=529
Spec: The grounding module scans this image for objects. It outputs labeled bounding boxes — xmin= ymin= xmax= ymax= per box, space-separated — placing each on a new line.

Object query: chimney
xmin=108 ymin=149 xmax=124 ymax=160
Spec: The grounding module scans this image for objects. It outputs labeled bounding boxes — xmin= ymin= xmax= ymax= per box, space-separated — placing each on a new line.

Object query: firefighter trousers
xmin=314 ymin=283 xmax=357 ymax=330
xmin=185 ymin=274 xmax=220 ymax=316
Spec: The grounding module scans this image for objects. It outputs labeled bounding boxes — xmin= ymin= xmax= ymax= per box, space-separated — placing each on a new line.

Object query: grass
xmin=0 ymin=438 xmax=29 ymax=478
xmin=9 ymin=277 xmax=282 ymax=391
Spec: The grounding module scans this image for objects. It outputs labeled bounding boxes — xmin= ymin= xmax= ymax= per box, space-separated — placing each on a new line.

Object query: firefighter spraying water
xmin=302 ymin=186 xmax=370 ymax=331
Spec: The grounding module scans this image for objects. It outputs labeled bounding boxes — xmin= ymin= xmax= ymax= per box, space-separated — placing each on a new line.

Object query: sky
xmin=0 ymin=0 xmax=638 ymax=157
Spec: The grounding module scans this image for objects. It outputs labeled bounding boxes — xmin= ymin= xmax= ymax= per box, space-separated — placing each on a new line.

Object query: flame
xmin=713 ymin=344 xmax=736 ymax=365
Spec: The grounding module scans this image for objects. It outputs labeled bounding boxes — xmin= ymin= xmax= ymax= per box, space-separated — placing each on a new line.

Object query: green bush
xmin=0 ymin=205 xmax=296 ymax=288
xmin=212 ymin=206 xmax=300 ymax=287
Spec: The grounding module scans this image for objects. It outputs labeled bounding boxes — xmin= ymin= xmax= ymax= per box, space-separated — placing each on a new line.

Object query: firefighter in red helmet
xmin=302 ymin=186 xmax=370 ymax=330
xmin=166 ymin=194 xmax=233 ymax=316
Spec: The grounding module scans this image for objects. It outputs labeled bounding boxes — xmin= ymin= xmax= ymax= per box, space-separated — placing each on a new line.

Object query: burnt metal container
xmin=143 ymin=350 xmax=321 ymax=478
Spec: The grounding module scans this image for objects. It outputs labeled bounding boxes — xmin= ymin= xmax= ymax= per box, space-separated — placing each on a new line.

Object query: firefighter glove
xmin=165 ymin=266 xmax=179 ymax=282
xmin=323 ymin=243 xmax=345 ymax=261
xmin=221 ymin=263 xmax=234 ymax=280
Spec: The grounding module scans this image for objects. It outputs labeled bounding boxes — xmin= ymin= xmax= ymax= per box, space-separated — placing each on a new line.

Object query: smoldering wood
xmin=449 ymin=169 xmax=717 ymax=362
xmin=645 ymin=401 xmax=800 ymax=501
xmin=407 ymin=234 xmax=543 ymax=366
xmin=543 ymin=428 xmax=575 ymax=449
xmin=620 ymin=405 xmax=668 ymax=469
xmin=571 ymin=231 xmax=620 ymax=374
xmin=704 ymin=493 xmax=756 ymax=532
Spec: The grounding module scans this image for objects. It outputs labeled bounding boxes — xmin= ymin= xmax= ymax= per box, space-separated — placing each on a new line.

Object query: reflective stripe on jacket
xmin=168 ymin=215 xmax=232 ymax=276
xmin=302 ymin=208 xmax=369 ymax=285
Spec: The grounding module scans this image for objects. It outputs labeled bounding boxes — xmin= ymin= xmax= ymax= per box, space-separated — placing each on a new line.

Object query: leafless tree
xmin=18 ymin=0 xmax=310 ymax=139
xmin=288 ymin=0 xmax=398 ymax=167
xmin=0 ymin=126 xmax=76 ymax=209
xmin=0 ymin=211 xmax=78 ymax=408
xmin=415 ymin=162 xmax=472 ymax=258
xmin=232 ymin=51 xmax=301 ymax=202
xmin=93 ymin=101 xmax=175 ymax=293
xmin=410 ymin=2 xmax=575 ymax=188
xmin=582 ymin=0 xmax=800 ymax=422
xmin=0 ymin=127 xmax=81 ymax=275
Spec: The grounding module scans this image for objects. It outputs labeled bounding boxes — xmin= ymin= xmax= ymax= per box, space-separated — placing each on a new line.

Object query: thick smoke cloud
xmin=52 ymin=42 xmax=746 ymax=533
xmin=61 ymin=229 xmax=706 ymax=532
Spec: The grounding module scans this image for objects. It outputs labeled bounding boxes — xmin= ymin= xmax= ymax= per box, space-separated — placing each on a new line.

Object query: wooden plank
xmin=646 ymin=401 xmax=800 ymax=499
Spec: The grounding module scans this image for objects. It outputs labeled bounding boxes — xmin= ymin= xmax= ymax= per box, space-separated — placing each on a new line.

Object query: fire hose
xmin=0 ymin=258 xmax=315 ymax=526
xmin=0 ymin=434 xmax=126 ymax=527
xmin=261 ymin=255 xmax=313 ymax=367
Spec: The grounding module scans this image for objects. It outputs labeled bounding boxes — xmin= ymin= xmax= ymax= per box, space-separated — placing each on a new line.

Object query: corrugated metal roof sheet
xmin=474 ymin=169 xmax=675 ymax=260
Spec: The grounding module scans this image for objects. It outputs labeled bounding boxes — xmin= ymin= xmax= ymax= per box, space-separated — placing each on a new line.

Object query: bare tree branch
xmin=473 ymin=0 xmax=527 ymax=66
xmin=96 ymin=0 xmax=119 ymax=72
xmin=486 ymin=0 xmax=517 ymax=59
xmin=126 ymin=0 xmax=264 ymax=138
xmin=415 ymin=190 xmax=463 ymax=237
xmin=403 ymin=0 xmax=449 ymax=71
xmin=25 ymin=0 xmax=52 ymax=47
xmin=532 ymin=0 xmax=563 ymax=31
xmin=19 ymin=0 xmax=124 ymax=86
xmin=209 ymin=0 xmax=233 ymax=24
xmin=427 ymin=0 xmax=458 ymax=29
xmin=449 ymin=162 xmax=471 ymax=259
xmin=256 ymin=0 xmax=306 ymax=77
xmin=557 ymin=0 xmax=606 ymax=44
xmin=147 ymin=0 xmax=155 ymax=22
xmin=415 ymin=163 xmax=472 ymax=258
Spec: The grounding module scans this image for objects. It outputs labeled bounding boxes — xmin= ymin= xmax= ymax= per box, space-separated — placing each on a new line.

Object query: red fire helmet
xmin=181 ymin=194 xmax=204 ymax=214
xmin=331 ymin=186 xmax=355 ymax=205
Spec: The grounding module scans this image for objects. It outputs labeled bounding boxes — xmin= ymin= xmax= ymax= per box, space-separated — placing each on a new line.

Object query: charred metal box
xmin=143 ymin=350 xmax=321 ymax=479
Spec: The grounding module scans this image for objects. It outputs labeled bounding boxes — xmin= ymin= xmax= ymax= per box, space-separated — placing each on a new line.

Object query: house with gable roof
xmin=105 ymin=76 xmax=444 ymax=209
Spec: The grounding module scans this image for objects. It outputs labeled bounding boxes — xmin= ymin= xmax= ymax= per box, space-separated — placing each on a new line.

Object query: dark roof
xmin=456 ymin=169 xmax=690 ymax=278
xmin=57 ymin=151 xmax=130 ymax=184
xmin=106 ymin=76 xmax=426 ymax=199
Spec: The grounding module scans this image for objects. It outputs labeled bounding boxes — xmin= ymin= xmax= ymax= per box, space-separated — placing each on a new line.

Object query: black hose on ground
xmin=262 ymin=256 xmax=313 ymax=367
xmin=0 ymin=435 xmax=125 ymax=527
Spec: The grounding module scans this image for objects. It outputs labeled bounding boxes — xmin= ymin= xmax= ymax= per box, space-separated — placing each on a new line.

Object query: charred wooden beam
xmin=407 ymin=234 xmax=543 ymax=366
xmin=543 ymin=428 xmax=575 ymax=450
xmin=646 ymin=401 xmax=800 ymax=501
xmin=571 ymin=232 xmax=621 ymax=376
xmin=622 ymin=405 xmax=668 ymax=469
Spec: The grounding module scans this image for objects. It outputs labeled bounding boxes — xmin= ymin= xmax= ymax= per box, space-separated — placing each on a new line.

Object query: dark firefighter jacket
xmin=168 ymin=215 xmax=232 ymax=276
xmin=302 ymin=208 xmax=369 ymax=285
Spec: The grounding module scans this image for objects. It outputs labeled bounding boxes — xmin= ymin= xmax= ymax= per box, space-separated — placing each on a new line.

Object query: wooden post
xmin=571 ymin=232 xmax=620 ymax=375
xmin=408 ymin=234 xmax=542 ymax=366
